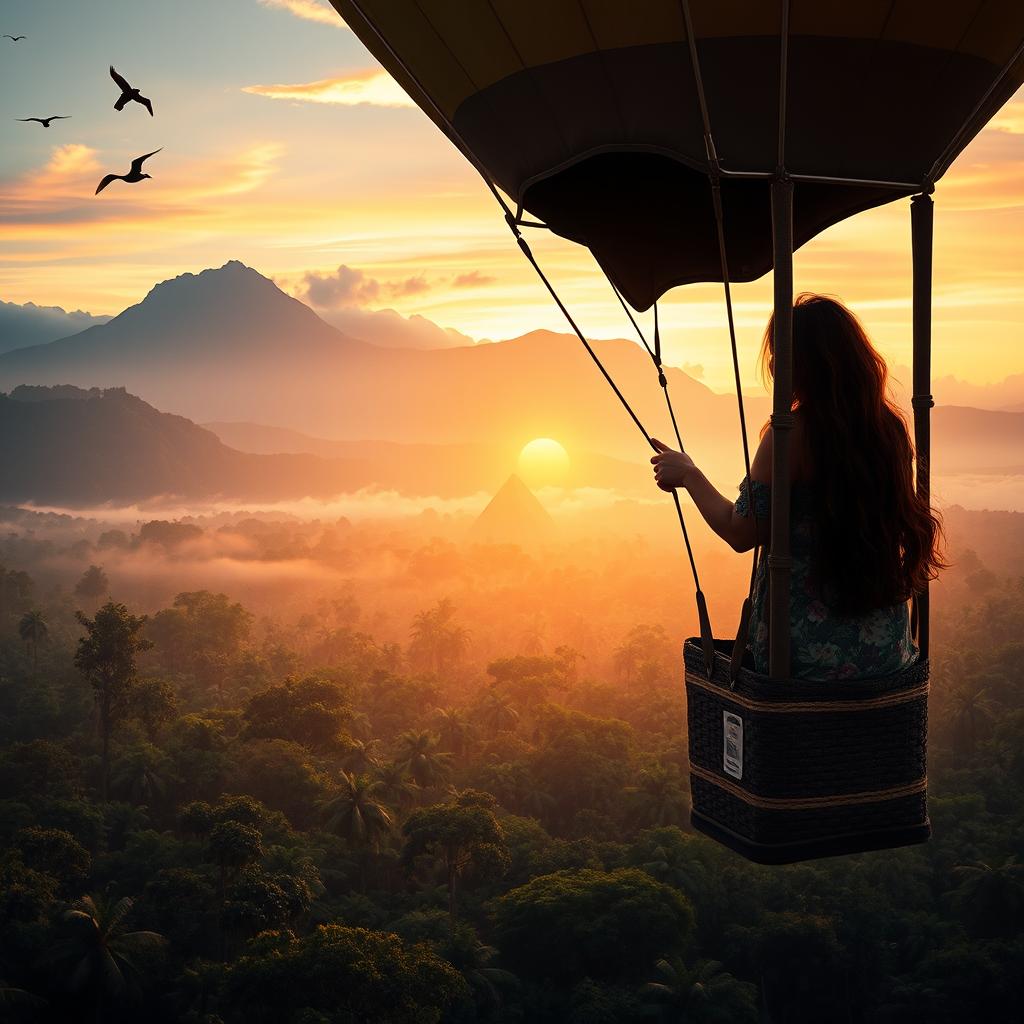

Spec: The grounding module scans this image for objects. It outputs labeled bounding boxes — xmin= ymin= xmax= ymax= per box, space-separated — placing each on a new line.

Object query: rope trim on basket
xmin=688 ymin=763 xmax=927 ymax=810
xmin=685 ymin=674 xmax=929 ymax=713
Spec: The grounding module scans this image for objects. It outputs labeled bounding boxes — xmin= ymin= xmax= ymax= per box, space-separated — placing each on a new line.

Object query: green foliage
xmin=403 ymin=792 xmax=510 ymax=921
xmin=12 ymin=827 xmax=90 ymax=894
xmin=74 ymin=601 xmax=153 ymax=799
xmin=74 ymin=565 xmax=109 ymax=602
xmin=130 ymin=678 xmax=179 ymax=741
xmin=220 ymin=925 xmax=468 ymax=1023
xmin=243 ymin=675 xmax=350 ymax=749
xmin=491 ymin=867 xmax=694 ymax=982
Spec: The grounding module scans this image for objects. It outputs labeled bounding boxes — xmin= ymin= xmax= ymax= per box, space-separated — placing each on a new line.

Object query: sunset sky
xmin=1 ymin=0 xmax=1023 ymax=393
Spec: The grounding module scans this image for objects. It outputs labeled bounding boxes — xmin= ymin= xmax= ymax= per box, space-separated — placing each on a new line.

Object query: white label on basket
xmin=723 ymin=711 xmax=743 ymax=779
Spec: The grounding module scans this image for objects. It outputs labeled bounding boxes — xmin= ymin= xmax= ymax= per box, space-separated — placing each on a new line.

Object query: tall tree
xmin=322 ymin=772 xmax=393 ymax=854
xmin=74 ymin=603 xmax=152 ymax=801
xmin=948 ymin=858 xmax=1024 ymax=937
xmin=643 ymin=957 xmax=759 ymax=1024
xmin=74 ymin=565 xmax=110 ymax=605
xmin=56 ymin=893 xmax=165 ymax=1024
xmin=17 ymin=609 xmax=48 ymax=679
xmin=395 ymin=730 xmax=452 ymax=791
xmin=401 ymin=791 xmax=509 ymax=924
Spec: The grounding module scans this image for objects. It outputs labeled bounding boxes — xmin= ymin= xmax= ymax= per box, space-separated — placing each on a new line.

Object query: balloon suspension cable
xmin=608 ymin=282 xmax=685 ymax=454
xmin=502 ymin=214 xmax=705 ymax=593
xmin=682 ymin=0 xmax=763 ymax=676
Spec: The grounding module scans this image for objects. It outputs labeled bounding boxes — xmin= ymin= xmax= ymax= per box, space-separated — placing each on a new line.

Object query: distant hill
xmin=0 ymin=386 xmax=372 ymax=506
xmin=0 ymin=387 xmax=654 ymax=507
xmin=0 ymin=299 xmax=110 ymax=354
xmin=932 ymin=406 xmax=1024 ymax=473
xmin=0 ymin=261 xmax=765 ymax=470
xmin=203 ymin=420 xmax=652 ymax=495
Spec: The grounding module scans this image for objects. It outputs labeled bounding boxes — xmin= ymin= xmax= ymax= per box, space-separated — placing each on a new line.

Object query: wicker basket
xmin=684 ymin=638 xmax=929 ymax=864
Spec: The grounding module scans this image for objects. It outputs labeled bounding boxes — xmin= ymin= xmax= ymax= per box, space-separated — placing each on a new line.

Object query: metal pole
xmin=768 ymin=178 xmax=794 ymax=680
xmin=911 ymin=193 xmax=934 ymax=659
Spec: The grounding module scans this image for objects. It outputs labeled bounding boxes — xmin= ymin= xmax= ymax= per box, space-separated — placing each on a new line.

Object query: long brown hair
xmin=760 ymin=293 xmax=944 ymax=615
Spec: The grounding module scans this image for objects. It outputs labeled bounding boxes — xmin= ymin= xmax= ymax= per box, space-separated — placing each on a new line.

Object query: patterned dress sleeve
xmin=735 ymin=477 xmax=771 ymax=520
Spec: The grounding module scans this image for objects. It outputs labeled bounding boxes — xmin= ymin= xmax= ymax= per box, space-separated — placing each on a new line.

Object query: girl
xmin=651 ymin=293 xmax=944 ymax=680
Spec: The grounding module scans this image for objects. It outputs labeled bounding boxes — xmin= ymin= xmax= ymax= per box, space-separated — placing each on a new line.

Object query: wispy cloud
xmin=297 ymin=263 xmax=433 ymax=308
xmin=256 ymin=0 xmax=345 ymax=28
xmin=453 ymin=270 xmax=497 ymax=288
xmin=243 ymin=68 xmax=413 ymax=108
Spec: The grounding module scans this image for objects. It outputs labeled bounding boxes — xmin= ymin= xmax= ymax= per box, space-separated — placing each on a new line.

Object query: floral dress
xmin=735 ymin=478 xmax=918 ymax=681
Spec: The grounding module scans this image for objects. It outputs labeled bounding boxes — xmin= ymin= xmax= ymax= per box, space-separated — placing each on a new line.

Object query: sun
xmin=518 ymin=438 xmax=571 ymax=487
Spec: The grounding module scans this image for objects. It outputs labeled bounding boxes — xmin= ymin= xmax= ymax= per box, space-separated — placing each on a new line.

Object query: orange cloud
xmin=257 ymin=0 xmax=345 ymax=28
xmin=243 ymin=68 xmax=414 ymax=107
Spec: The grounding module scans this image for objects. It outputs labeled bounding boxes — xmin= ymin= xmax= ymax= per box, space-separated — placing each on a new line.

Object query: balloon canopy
xmin=331 ymin=1 xmax=1024 ymax=310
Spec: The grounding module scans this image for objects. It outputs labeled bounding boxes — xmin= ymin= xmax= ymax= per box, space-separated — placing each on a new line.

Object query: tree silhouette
xmin=374 ymin=760 xmax=420 ymax=811
xmin=395 ymin=730 xmax=453 ymax=790
xmin=433 ymin=706 xmax=474 ymax=759
xmin=55 ymin=893 xmax=165 ymax=1023
xmin=477 ymin=690 xmax=520 ymax=738
xmin=947 ymin=679 xmax=996 ymax=753
xmin=74 ymin=603 xmax=152 ymax=801
xmin=948 ymin=858 xmax=1024 ymax=937
xmin=409 ymin=599 xmax=471 ymax=674
xmin=322 ymin=772 xmax=393 ymax=855
xmin=17 ymin=609 xmax=48 ymax=679
xmin=402 ymin=791 xmax=509 ymax=925
xmin=643 ymin=957 xmax=758 ymax=1024
xmin=74 ymin=565 xmax=110 ymax=605
xmin=626 ymin=764 xmax=689 ymax=829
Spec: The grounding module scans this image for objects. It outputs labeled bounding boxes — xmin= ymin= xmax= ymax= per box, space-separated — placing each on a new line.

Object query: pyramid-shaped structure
xmin=471 ymin=474 xmax=555 ymax=544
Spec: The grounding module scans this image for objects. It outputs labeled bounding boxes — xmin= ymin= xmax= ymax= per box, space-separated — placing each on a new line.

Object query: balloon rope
xmin=607 ymin=282 xmax=685 ymax=455
xmin=504 ymin=228 xmax=707 ymax=618
xmin=681 ymin=0 xmax=762 ymax=677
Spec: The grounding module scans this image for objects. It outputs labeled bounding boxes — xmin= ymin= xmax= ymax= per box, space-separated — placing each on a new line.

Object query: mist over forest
xmin=1 ymin=264 xmax=1022 ymax=1023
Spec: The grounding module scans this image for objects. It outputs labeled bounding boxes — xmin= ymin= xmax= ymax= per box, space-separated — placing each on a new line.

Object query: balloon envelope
xmin=332 ymin=1 xmax=1024 ymax=310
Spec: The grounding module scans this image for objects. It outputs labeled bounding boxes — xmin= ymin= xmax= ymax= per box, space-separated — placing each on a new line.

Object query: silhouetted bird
xmin=109 ymin=66 xmax=154 ymax=116
xmin=17 ymin=116 xmax=71 ymax=128
xmin=4 ymin=34 xmax=26 ymax=41
xmin=95 ymin=149 xmax=162 ymax=195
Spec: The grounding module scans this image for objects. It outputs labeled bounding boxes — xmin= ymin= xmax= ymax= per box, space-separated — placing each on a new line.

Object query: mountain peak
xmin=142 ymin=260 xmax=278 ymax=304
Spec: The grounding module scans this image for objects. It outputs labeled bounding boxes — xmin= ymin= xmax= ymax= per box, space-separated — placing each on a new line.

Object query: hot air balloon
xmin=330 ymin=1 xmax=1024 ymax=862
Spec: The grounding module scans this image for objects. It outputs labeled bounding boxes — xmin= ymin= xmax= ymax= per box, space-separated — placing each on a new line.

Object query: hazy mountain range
xmin=0 ymin=260 xmax=1022 ymax=508
xmin=0 ymin=386 xmax=653 ymax=506
xmin=0 ymin=261 xmax=765 ymax=470
xmin=0 ymin=299 xmax=111 ymax=354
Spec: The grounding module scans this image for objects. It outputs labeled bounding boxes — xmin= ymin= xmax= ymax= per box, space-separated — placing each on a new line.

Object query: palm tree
xmin=613 ymin=637 xmax=643 ymax=691
xmin=409 ymin=599 xmax=471 ymax=674
xmin=441 ymin=929 xmax=519 ymax=1014
xmin=395 ymin=730 xmax=452 ymax=790
xmin=322 ymin=772 xmax=393 ymax=853
xmin=18 ymin=609 xmax=48 ymax=679
xmin=948 ymin=858 xmax=1024 ymax=937
xmin=520 ymin=616 xmax=545 ymax=656
xmin=112 ymin=750 xmax=168 ymax=807
xmin=55 ymin=894 xmax=165 ymax=1024
xmin=433 ymin=706 xmax=474 ymax=759
xmin=478 ymin=690 xmax=519 ymax=737
xmin=374 ymin=761 xmax=420 ymax=810
xmin=946 ymin=680 xmax=997 ymax=753
xmin=341 ymin=738 xmax=382 ymax=774
xmin=554 ymin=644 xmax=585 ymax=686
xmin=626 ymin=765 xmax=689 ymax=828
xmin=643 ymin=957 xmax=758 ymax=1023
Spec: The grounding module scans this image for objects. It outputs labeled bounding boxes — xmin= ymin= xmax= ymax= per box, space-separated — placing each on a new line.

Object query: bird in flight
xmin=4 ymin=34 xmax=26 ymax=42
xmin=17 ymin=116 xmax=71 ymax=128
xmin=109 ymin=66 xmax=154 ymax=116
xmin=95 ymin=149 xmax=162 ymax=195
